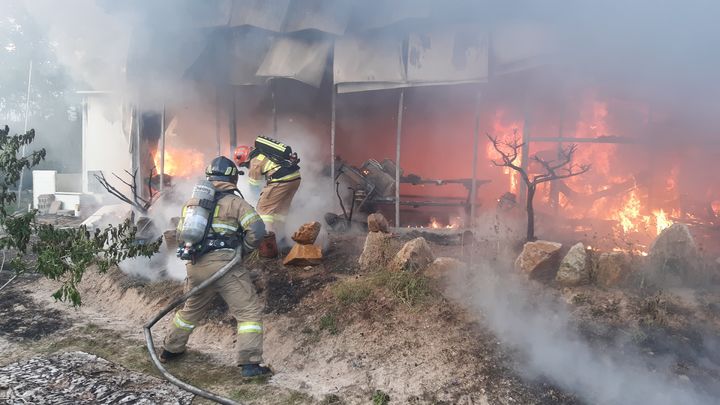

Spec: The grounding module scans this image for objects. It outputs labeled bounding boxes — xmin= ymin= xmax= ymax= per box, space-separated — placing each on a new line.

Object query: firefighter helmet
xmin=206 ymin=156 xmax=239 ymax=183
xmin=234 ymin=145 xmax=252 ymax=167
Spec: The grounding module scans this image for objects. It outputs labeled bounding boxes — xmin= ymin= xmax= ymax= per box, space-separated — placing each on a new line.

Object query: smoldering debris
xmin=445 ymin=262 xmax=717 ymax=405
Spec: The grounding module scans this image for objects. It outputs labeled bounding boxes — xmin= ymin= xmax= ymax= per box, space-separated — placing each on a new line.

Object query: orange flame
xmin=154 ymin=147 xmax=206 ymax=178
xmin=653 ymin=209 xmax=673 ymax=235
xmin=487 ymin=110 xmax=523 ymax=194
xmin=427 ymin=216 xmax=461 ymax=229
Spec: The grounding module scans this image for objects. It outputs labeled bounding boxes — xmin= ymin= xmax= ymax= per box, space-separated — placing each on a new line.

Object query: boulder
xmin=647 ymin=223 xmax=702 ymax=285
xmin=37 ymin=194 xmax=55 ymax=214
xmin=594 ymin=252 xmax=631 ymax=287
xmin=556 ymin=243 xmax=590 ymax=286
xmin=358 ymin=231 xmax=394 ymax=272
xmin=283 ymin=244 xmax=323 ymax=266
xmin=48 ymin=200 xmax=62 ymax=215
xmin=367 ymin=213 xmax=389 ymax=233
xmin=425 ymin=257 xmax=466 ymax=281
xmin=390 ymin=237 xmax=434 ymax=272
xmin=291 ymin=221 xmax=321 ymax=245
xmin=515 ymin=240 xmax=562 ymax=281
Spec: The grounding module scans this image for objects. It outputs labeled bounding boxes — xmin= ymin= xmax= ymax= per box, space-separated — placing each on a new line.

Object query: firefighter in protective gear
xmin=160 ymin=156 xmax=271 ymax=377
xmin=234 ymin=136 xmax=301 ymax=241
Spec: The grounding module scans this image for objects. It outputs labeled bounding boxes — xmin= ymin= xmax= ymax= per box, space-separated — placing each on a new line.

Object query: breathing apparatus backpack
xmin=250 ymin=136 xmax=300 ymax=180
xmin=177 ymin=180 xmax=217 ymax=261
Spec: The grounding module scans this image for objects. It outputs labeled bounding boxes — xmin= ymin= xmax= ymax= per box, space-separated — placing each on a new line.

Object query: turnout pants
xmin=257 ymin=179 xmax=300 ymax=237
xmin=163 ymin=250 xmax=264 ymax=365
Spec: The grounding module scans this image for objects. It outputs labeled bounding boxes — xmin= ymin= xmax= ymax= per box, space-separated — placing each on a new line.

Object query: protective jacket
xmin=248 ymin=153 xmax=301 ymax=186
xmin=164 ymin=180 xmax=267 ymax=365
xmin=176 ymin=181 xmax=264 ymax=254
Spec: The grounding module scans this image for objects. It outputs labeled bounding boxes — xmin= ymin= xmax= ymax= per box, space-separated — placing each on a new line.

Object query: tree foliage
xmin=0 ymin=125 xmax=161 ymax=305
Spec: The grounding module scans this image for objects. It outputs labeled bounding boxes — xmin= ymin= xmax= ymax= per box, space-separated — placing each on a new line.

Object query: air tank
xmin=178 ymin=180 xmax=216 ymax=245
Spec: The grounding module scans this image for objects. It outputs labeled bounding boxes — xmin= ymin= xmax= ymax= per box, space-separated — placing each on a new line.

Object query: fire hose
xmin=143 ymin=248 xmax=243 ymax=405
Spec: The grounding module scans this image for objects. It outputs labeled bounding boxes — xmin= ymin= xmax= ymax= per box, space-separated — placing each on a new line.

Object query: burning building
xmin=60 ymin=0 xmax=719 ymax=252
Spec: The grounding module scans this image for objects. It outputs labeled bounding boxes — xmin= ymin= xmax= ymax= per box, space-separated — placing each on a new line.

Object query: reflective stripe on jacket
xmin=176 ymin=181 xmax=265 ymax=251
xmin=248 ymin=154 xmax=300 ymax=184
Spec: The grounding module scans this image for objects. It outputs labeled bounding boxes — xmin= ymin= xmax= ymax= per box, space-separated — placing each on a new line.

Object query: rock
xmin=647 ymin=223 xmax=702 ymax=286
xmin=283 ymin=244 xmax=323 ymax=266
xmin=515 ymin=240 xmax=562 ymax=281
xmin=367 ymin=213 xmax=389 ymax=233
xmin=390 ymin=237 xmax=434 ymax=272
xmin=594 ymin=252 xmax=631 ymax=287
xmin=425 ymin=257 xmax=466 ymax=281
xmin=163 ymin=229 xmax=177 ymax=250
xmin=37 ymin=194 xmax=55 ymax=214
xmin=48 ymin=200 xmax=62 ymax=215
xmin=556 ymin=243 xmax=590 ymax=286
xmin=291 ymin=221 xmax=321 ymax=245
xmin=358 ymin=231 xmax=394 ymax=272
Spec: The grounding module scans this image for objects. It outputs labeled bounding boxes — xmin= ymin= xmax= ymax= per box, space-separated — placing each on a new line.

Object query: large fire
xmin=153 ymin=147 xmax=206 ymax=178
xmin=487 ymin=110 xmax=522 ymax=194
xmin=487 ymin=92 xmax=686 ymax=244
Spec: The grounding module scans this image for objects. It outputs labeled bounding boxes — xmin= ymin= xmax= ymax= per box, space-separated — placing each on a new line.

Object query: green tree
xmin=0 ymin=125 xmax=161 ymax=305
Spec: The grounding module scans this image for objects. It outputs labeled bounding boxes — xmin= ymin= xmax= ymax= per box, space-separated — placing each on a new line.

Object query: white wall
xmin=32 ymin=170 xmax=56 ymax=209
xmin=81 ymin=94 xmax=132 ymax=195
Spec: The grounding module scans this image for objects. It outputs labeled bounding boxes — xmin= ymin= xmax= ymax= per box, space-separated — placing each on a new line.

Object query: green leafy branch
xmin=0 ymin=125 xmax=161 ymax=306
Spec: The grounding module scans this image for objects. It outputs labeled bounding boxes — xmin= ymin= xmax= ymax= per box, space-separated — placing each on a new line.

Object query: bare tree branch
xmin=93 ymin=169 xmax=158 ymax=213
xmin=487 ymin=132 xmax=591 ymax=241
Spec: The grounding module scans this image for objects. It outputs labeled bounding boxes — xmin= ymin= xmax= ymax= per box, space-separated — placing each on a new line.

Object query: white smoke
xmin=445 ymin=261 xmax=715 ymax=405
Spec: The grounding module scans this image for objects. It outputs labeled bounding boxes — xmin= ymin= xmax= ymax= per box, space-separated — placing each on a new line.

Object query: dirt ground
xmin=2 ymin=230 xmax=720 ymax=404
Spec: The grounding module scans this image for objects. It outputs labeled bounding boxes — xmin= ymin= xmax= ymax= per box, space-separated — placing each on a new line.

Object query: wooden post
xmin=330 ymin=84 xmax=337 ymax=188
xmin=229 ymin=87 xmax=237 ymax=152
xmin=16 ymin=60 xmax=33 ymax=202
xmin=215 ymin=87 xmax=221 ymax=156
xmin=550 ymin=107 xmax=564 ymax=212
xmin=159 ymin=105 xmax=166 ymax=193
xmin=520 ymin=112 xmax=531 ymax=203
xmin=271 ymin=79 xmax=278 ymax=136
xmin=395 ymin=89 xmax=405 ymax=228
xmin=470 ymin=90 xmax=482 ymax=228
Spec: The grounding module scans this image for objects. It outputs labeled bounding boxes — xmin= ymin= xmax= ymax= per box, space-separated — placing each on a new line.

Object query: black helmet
xmin=206 ymin=156 xmax=239 ymax=183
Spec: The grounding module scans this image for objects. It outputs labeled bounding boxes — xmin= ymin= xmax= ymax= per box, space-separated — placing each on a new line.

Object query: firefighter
xmin=234 ymin=136 xmax=301 ymax=242
xmin=160 ymin=156 xmax=272 ymax=377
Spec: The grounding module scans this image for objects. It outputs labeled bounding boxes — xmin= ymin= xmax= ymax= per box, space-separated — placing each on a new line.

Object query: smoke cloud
xmin=445 ymin=259 xmax=716 ymax=405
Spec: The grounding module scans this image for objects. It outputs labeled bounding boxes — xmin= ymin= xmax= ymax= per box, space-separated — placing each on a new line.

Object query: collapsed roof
xmin=122 ymin=0 xmax=555 ymax=93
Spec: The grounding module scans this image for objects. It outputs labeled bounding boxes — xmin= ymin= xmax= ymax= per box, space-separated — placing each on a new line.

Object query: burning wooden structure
xmin=76 ymin=0 xmax=720 ymax=245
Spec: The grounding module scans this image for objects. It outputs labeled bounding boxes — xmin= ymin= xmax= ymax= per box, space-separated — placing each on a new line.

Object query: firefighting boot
xmin=241 ymin=363 xmax=273 ymax=377
xmin=159 ymin=349 xmax=185 ymax=363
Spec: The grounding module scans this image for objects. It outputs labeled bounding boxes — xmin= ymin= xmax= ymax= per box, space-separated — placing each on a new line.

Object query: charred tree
xmin=488 ymin=132 xmax=591 ymax=241
xmin=93 ymin=167 xmax=158 ymax=214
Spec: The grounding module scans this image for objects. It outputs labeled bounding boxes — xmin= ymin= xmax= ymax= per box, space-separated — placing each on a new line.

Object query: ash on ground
xmin=0 ymin=351 xmax=193 ymax=404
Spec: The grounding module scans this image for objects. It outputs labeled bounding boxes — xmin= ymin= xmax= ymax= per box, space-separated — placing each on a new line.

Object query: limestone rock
xmin=647 ymin=223 xmax=702 ymax=285
xmin=48 ymin=200 xmax=62 ymax=215
xmin=367 ymin=213 xmax=389 ymax=233
xmin=425 ymin=257 xmax=466 ymax=281
xmin=283 ymin=244 xmax=323 ymax=266
xmin=358 ymin=231 xmax=394 ymax=272
xmin=391 ymin=237 xmax=434 ymax=272
xmin=556 ymin=243 xmax=590 ymax=286
xmin=515 ymin=240 xmax=562 ymax=281
xmin=291 ymin=221 xmax=321 ymax=245
xmin=594 ymin=252 xmax=631 ymax=287
xmin=163 ymin=229 xmax=177 ymax=250
xmin=37 ymin=194 xmax=55 ymax=214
